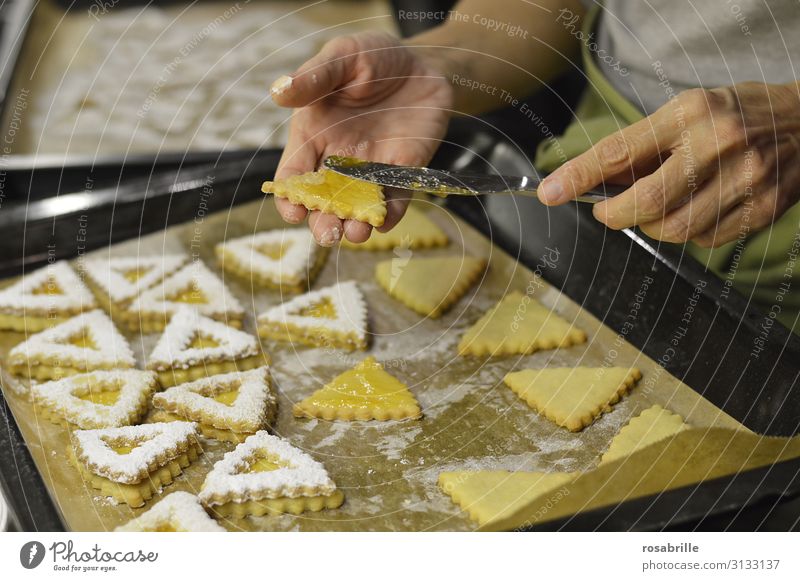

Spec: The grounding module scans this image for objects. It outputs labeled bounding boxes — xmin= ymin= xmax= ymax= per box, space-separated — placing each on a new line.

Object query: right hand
xmin=270 ymin=32 xmax=454 ymax=246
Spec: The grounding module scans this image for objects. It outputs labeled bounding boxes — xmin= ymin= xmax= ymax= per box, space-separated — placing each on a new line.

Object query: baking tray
xmin=2 ymin=122 xmax=800 ymax=530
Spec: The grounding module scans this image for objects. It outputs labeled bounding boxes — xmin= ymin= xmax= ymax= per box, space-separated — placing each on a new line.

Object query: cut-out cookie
xmin=438 ymin=471 xmax=576 ymax=528
xmin=128 ymin=261 xmax=244 ymax=332
xmin=341 ymin=206 xmax=448 ymax=251
xmin=0 ymin=261 xmax=96 ymax=331
xmin=257 ymin=281 xmax=368 ymax=351
xmin=83 ymin=254 xmax=187 ymax=322
xmin=152 ymin=367 xmax=277 ymax=443
xmin=215 ymin=228 xmax=327 ymax=293
xmin=263 ymin=168 xmax=385 ymax=227
xmin=115 ymin=491 xmax=225 ymax=532
xmin=600 ymin=405 xmax=688 ymax=465
xmin=199 ymin=431 xmax=344 ymax=518
xmin=503 ymin=367 xmax=642 ymax=432
xmin=294 ymin=356 xmax=421 ymax=421
xmin=7 ymin=310 xmax=135 ymax=381
xmin=459 ymin=292 xmax=587 ymax=356
xmin=68 ymin=421 xmax=202 ymax=507
xmin=32 ymin=369 xmax=156 ymax=430
xmin=146 ymin=308 xmax=267 ymax=387
xmin=375 ymin=255 xmax=485 ymax=318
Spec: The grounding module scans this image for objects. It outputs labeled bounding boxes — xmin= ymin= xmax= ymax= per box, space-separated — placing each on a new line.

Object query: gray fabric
xmin=588 ymin=0 xmax=800 ymax=114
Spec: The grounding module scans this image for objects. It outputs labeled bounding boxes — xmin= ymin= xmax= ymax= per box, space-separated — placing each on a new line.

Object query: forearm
xmin=404 ymin=0 xmax=585 ymax=115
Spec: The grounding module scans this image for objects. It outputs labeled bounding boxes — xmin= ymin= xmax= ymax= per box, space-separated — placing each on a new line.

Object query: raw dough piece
xmin=69 ymin=421 xmax=202 ymax=507
xmin=115 ymin=491 xmax=225 ymax=532
xmin=341 ymin=205 xmax=448 ymax=250
xmin=83 ymin=254 xmax=187 ymax=323
xmin=128 ymin=261 xmax=244 ymax=332
xmin=200 ymin=431 xmax=344 ymax=517
xmin=215 ymin=228 xmax=327 ymax=293
xmin=7 ymin=310 xmax=135 ymax=380
xmin=294 ymin=356 xmax=421 ymax=421
xmin=32 ymin=369 xmax=156 ymax=429
xmin=263 ymin=169 xmax=386 ymax=227
xmin=0 ymin=261 xmax=96 ymax=331
xmin=600 ymin=405 xmax=688 ymax=465
xmin=152 ymin=367 xmax=277 ymax=443
xmin=375 ymin=255 xmax=486 ymax=318
xmin=458 ymin=291 xmax=586 ymax=356
xmin=146 ymin=308 xmax=266 ymax=387
xmin=503 ymin=367 xmax=642 ymax=431
xmin=438 ymin=471 xmax=576 ymax=528
xmin=257 ymin=280 xmax=368 ymax=351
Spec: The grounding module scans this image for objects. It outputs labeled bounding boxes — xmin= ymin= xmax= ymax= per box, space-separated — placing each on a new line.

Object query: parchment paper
xmin=0 ymin=197 xmax=753 ymax=531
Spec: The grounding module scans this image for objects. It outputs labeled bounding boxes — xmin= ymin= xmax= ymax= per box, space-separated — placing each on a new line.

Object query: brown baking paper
xmin=0 ymin=196 xmax=764 ymax=531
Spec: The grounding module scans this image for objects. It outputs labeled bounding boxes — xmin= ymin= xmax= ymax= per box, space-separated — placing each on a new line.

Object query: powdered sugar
xmin=84 ymin=254 xmax=188 ymax=303
xmin=32 ymin=369 xmax=156 ymax=429
xmin=152 ymin=367 xmax=275 ymax=432
xmin=0 ymin=261 xmax=95 ymax=314
xmin=115 ymin=491 xmax=225 ymax=532
xmin=146 ymin=308 xmax=258 ymax=370
xmin=10 ymin=310 xmax=135 ymax=368
xmin=74 ymin=421 xmax=199 ymax=484
xmin=199 ymin=431 xmax=336 ymax=504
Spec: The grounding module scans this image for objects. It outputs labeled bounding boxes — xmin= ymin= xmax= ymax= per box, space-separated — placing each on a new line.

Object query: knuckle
xmin=714 ymin=116 xmax=747 ymax=147
xmin=678 ymin=88 xmax=712 ymax=120
xmin=661 ymin=214 xmax=693 ymax=242
xmin=597 ymin=134 xmax=632 ymax=168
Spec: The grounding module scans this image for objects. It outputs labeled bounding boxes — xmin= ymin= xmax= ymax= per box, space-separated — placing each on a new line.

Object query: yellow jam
xmin=76 ymin=388 xmax=121 ymax=406
xmin=31 ymin=278 xmax=63 ymax=295
xmin=256 ymin=241 xmax=290 ymax=260
xmin=245 ymin=455 xmax=288 ymax=473
xmin=298 ymin=297 xmax=336 ymax=319
xmin=212 ymin=388 xmax=240 ymax=406
xmin=64 ymin=328 xmax=98 ymax=350
xmin=148 ymin=523 xmax=182 ymax=532
xmin=168 ymin=286 xmax=207 ymax=304
xmin=122 ymin=267 xmax=152 ymax=283
xmin=189 ymin=334 xmax=220 ymax=349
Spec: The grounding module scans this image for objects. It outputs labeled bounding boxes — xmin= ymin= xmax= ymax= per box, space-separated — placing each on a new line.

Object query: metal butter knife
xmin=324 ymin=156 xmax=626 ymax=203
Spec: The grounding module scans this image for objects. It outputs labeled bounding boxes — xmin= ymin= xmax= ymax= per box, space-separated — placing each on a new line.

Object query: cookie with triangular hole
xmin=115 ymin=491 xmax=225 ymax=532
xmin=199 ymin=431 xmax=344 ymax=518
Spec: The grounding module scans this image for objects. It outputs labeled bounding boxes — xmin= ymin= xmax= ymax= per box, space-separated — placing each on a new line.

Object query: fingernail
xmin=538 ymin=179 xmax=566 ymax=204
xmin=319 ymin=226 xmax=341 ymax=247
xmin=270 ymin=75 xmax=293 ymax=98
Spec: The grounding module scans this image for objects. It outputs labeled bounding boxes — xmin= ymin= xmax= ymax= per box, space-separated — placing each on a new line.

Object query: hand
xmin=270 ymin=32 xmax=453 ymax=246
xmin=537 ymin=82 xmax=800 ymax=247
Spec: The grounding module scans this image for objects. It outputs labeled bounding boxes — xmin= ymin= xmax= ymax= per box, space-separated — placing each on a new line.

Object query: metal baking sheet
xmin=1 ymin=0 xmax=396 ymax=163
xmin=0 ymin=197 xmax=747 ymax=531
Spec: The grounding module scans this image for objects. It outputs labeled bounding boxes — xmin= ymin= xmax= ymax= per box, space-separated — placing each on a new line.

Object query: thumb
xmin=269 ymin=37 xmax=358 ymax=108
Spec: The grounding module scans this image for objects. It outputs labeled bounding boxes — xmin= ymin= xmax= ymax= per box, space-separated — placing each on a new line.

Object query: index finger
xmin=537 ymin=110 xmax=680 ymax=205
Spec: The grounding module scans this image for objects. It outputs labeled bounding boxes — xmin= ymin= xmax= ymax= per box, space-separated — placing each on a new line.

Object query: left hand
xmin=537 ymin=82 xmax=800 ymax=247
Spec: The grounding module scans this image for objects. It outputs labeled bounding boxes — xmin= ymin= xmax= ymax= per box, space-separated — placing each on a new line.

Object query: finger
xmin=270 ymin=37 xmax=357 ymax=108
xmin=593 ymin=155 xmax=711 ymax=229
xmin=343 ymin=219 xmax=372 ymax=243
xmin=274 ymin=119 xmax=317 ymax=180
xmin=538 ymin=112 xmax=681 ymax=205
xmin=274 ymin=197 xmax=307 ymax=224
xmin=691 ymin=189 xmax=778 ymax=248
xmin=638 ymin=160 xmax=751 ymax=243
xmin=308 ymin=211 xmax=344 ymax=247
xmin=377 ymin=188 xmax=412 ymax=232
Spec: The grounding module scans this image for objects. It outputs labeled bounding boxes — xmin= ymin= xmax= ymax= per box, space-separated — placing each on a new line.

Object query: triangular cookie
xmin=32 ymin=369 xmax=156 ymax=429
xmin=459 ymin=292 xmax=587 ymax=356
xmin=152 ymin=367 xmax=276 ymax=439
xmin=341 ymin=206 xmax=448 ymax=251
xmin=257 ymin=280 xmax=368 ymax=350
xmin=7 ymin=310 xmax=135 ymax=380
xmin=215 ymin=228 xmax=327 ymax=293
xmin=115 ymin=491 xmax=225 ymax=532
xmin=438 ymin=471 xmax=576 ymax=528
xmin=375 ymin=255 xmax=485 ymax=318
xmin=0 ymin=261 xmax=96 ymax=331
xmin=199 ymin=431 xmax=344 ymax=517
xmin=600 ymin=405 xmax=688 ymax=465
xmin=84 ymin=254 xmax=188 ymax=306
xmin=128 ymin=261 xmax=244 ymax=332
xmin=503 ymin=367 xmax=642 ymax=432
xmin=69 ymin=421 xmax=202 ymax=507
xmin=146 ymin=308 xmax=266 ymax=387
xmin=294 ymin=356 xmax=421 ymax=421
xmin=263 ymin=168 xmax=386 ymax=227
